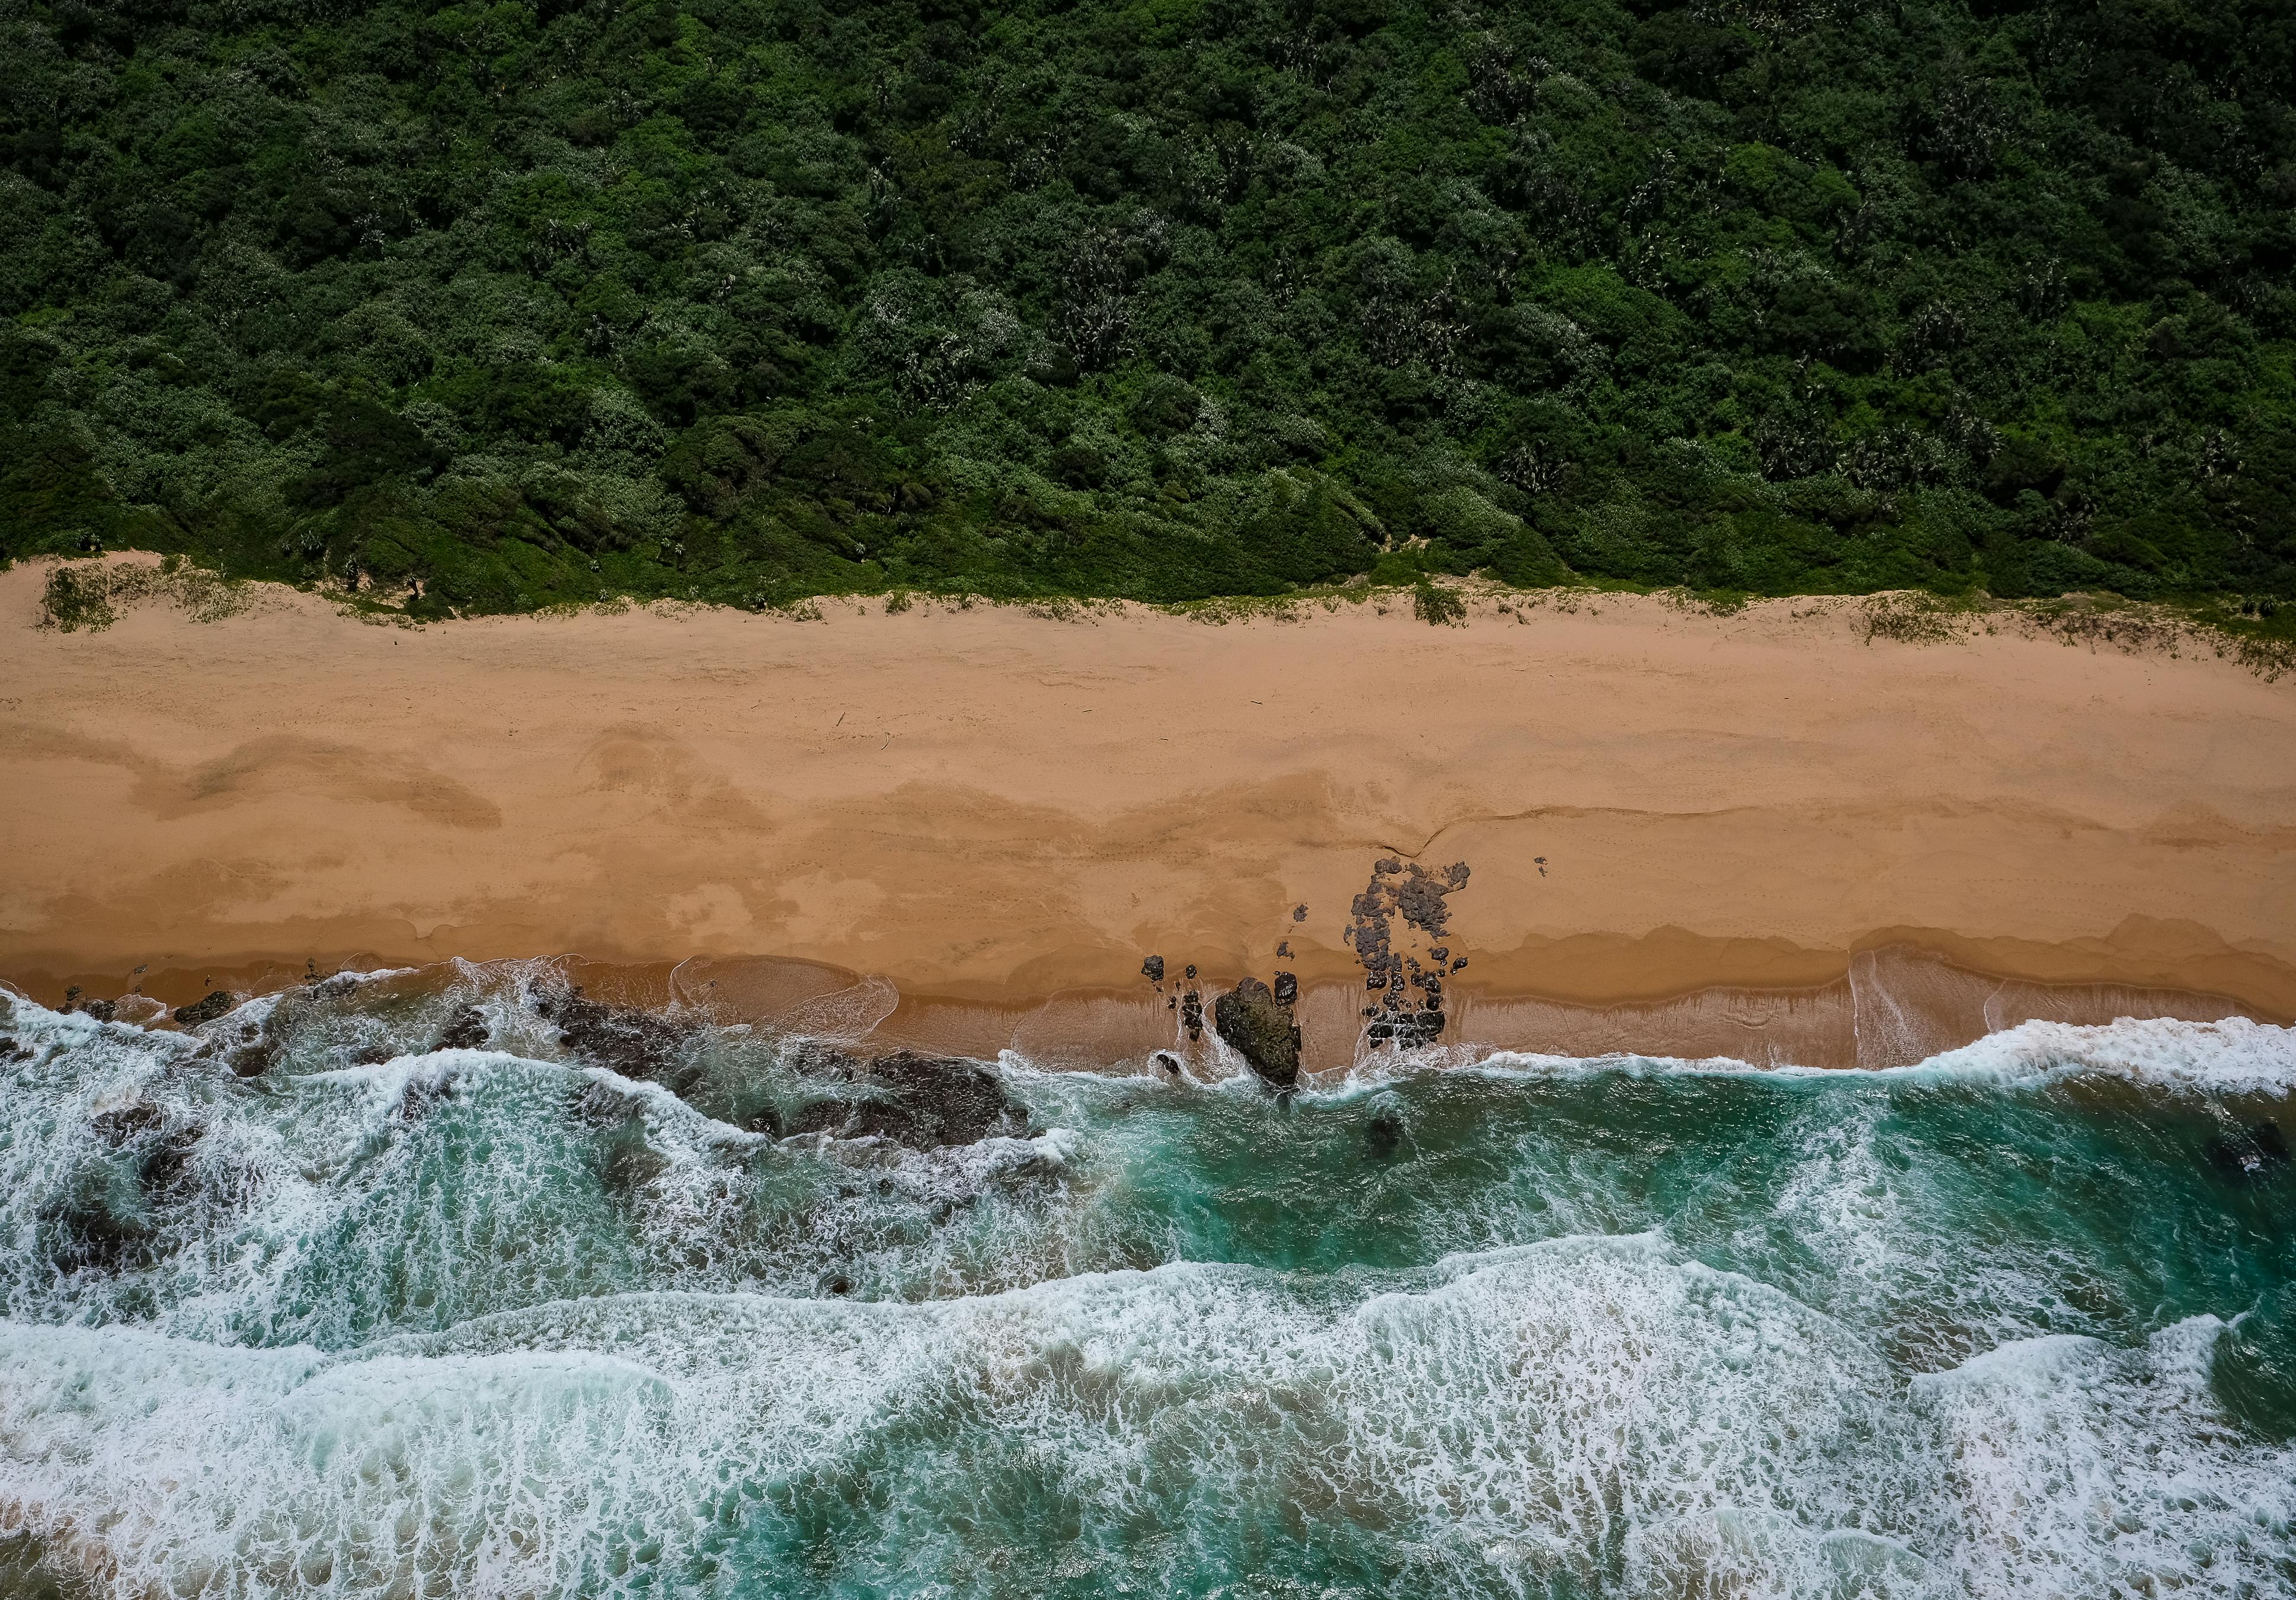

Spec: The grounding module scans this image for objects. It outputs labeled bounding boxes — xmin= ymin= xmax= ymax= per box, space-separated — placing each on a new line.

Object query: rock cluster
xmin=1214 ymin=975 xmax=1301 ymax=1089
xmin=1347 ymin=857 xmax=1472 ymax=1049
xmin=534 ymin=981 xmax=698 ymax=1092
xmin=786 ymin=1050 xmax=1031 ymax=1150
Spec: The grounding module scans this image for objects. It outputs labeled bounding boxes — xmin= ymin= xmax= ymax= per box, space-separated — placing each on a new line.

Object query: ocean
xmin=1 ymin=968 xmax=2291 ymax=1599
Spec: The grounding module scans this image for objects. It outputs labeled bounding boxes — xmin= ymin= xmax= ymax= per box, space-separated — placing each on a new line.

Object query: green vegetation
xmin=2 ymin=0 xmax=2292 ymax=619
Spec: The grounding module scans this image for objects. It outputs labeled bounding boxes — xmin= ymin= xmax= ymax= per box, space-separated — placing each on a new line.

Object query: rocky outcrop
xmin=172 ymin=990 xmax=236 ymax=1027
xmin=787 ymin=1051 xmax=1029 ymax=1150
xmin=436 ymin=1005 xmax=490 ymax=1051
xmin=1348 ymin=856 xmax=1472 ymax=1050
xmin=2209 ymin=1122 xmax=2290 ymax=1183
xmin=1214 ymin=976 xmax=1300 ymax=1089
xmin=534 ymin=982 xmax=698 ymax=1092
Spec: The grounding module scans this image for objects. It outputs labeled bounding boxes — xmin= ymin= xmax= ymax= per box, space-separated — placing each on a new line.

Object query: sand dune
xmin=4 ymin=558 xmax=2292 ymax=1065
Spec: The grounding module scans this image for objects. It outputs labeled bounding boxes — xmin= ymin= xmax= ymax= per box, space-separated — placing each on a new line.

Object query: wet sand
xmin=4 ymin=557 xmax=2293 ymax=1067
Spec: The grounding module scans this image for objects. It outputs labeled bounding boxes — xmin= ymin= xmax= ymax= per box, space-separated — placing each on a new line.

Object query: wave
xmin=3 ymin=1233 xmax=2288 ymax=1599
xmin=1275 ymin=1013 xmax=2296 ymax=1099
xmin=2 ymin=984 xmax=2291 ymax=1596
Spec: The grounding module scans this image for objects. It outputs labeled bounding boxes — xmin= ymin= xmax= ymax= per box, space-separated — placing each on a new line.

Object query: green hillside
xmin=4 ymin=0 xmax=2293 ymax=616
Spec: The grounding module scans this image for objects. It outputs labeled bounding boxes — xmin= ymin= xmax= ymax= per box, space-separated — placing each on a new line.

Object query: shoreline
xmin=6 ymin=556 xmax=2294 ymax=1060
xmin=0 ymin=943 xmax=2264 ymax=1077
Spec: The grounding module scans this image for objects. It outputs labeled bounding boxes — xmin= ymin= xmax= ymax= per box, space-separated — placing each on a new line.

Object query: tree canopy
xmin=4 ymin=0 xmax=2293 ymax=615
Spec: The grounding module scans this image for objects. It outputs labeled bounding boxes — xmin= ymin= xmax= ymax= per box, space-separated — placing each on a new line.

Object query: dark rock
xmin=1184 ymin=964 xmax=1198 ymax=981
xmin=220 ymin=991 xmax=320 ymax=1078
xmin=1365 ymin=1107 xmax=1405 ymax=1160
xmin=2209 ymin=1122 xmax=2291 ymax=1183
xmin=173 ymin=991 xmax=236 ymax=1027
xmin=394 ymin=1073 xmax=454 ymax=1122
xmin=50 ymin=1109 xmax=206 ymax=1272
xmin=1181 ymin=988 xmax=1204 ymax=1041
xmin=789 ymin=1052 xmax=1029 ymax=1150
xmin=1292 ymin=903 xmax=1309 ymax=922
xmin=44 ymin=1188 xmax=155 ymax=1275
xmin=1153 ymin=1051 xmax=1183 ymax=1076
xmin=1273 ymin=971 xmax=1299 ymax=1008
xmin=598 ymin=1127 xmax=671 ymax=1193
xmin=139 ymin=1124 xmax=203 ymax=1201
xmin=1214 ymin=977 xmax=1302 ymax=1089
xmin=568 ymin=1080 xmax=641 ymax=1131
xmin=1140 ymin=955 xmax=1165 ymax=984
xmin=350 ymin=1044 xmax=395 ymax=1067
xmin=91 ymin=1103 xmax=163 ymax=1145
xmin=535 ymin=983 xmax=695 ymax=1089
xmin=436 ymin=1005 xmax=490 ymax=1051
xmin=69 ymin=997 xmax=117 ymax=1022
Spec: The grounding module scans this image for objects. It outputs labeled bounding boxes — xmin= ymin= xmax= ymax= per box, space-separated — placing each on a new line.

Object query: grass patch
xmin=1413 ymin=578 xmax=1467 ymax=627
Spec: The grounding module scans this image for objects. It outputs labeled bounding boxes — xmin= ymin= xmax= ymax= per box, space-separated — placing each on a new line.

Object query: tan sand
xmin=4 ymin=557 xmax=2293 ymax=1069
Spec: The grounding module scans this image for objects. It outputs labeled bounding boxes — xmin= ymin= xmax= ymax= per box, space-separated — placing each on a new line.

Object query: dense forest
xmin=2 ymin=0 xmax=2293 ymax=616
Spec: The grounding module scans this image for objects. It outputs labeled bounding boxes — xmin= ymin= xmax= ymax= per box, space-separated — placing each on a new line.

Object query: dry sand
xmin=4 ymin=557 xmax=2292 ymax=1069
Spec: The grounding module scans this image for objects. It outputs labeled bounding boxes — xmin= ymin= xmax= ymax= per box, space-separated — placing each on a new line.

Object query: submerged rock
xmin=1214 ymin=977 xmax=1300 ymax=1089
xmin=1365 ymin=1107 xmax=1405 ymax=1160
xmin=172 ymin=991 xmax=236 ymax=1028
xmin=2209 ymin=1122 xmax=2291 ymax=1183
xmin=535 ymin=983 xmax=696 ymax=1089
xmin=436 ymin=1005 xmax=490 ymax=1051
xmin=788 ymin=1052 xmax=1029 ymax=1150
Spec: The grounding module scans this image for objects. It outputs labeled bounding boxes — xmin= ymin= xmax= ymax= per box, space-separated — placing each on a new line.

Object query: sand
xmin=4 ymin=558 xmax=2293 ymax=1068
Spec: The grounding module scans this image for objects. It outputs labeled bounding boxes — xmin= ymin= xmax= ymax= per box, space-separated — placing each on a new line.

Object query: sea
xmin=1 ymin=965 xmax=2291 ymax=1599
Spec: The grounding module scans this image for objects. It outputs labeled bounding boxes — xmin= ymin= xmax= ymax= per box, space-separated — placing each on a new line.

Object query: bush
xmin=1413 ymin=578 xmax=1466 ymax=626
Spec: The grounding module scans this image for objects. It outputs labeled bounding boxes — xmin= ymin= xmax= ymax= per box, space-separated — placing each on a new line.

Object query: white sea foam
xmin=4 ymin=1233 xmax=2288 ymax=1599
xmin=1282 ymin=1013 xmax=2296 ymax=1097
xmin=5 ymin=992 xmax=2292 ymax=1598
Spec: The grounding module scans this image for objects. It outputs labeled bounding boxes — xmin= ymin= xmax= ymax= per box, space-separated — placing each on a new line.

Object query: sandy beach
xmin=4 ymin=557 xmax=2292 ymax=1068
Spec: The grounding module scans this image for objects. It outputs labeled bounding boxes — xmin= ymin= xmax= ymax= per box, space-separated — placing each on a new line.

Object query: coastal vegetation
xmin=2 ymin=0 xmax=2293 ymax=620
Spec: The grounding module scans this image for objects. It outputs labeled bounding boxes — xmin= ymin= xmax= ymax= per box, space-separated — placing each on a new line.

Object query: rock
xmin=535 ymin=983 xmax=695 ymax=1089
xmin=1273 ymin=971 xmax=1299 ymax=1008
xmin=436 ymin=1005 xmax=490 ymax=1051
xmin=1140 ymin=955 xmax=1165 ymax=984
xmin=1181 ymin=989 xmax=1204 ymax=1041
xmin=172 ymin=991 xmax=236 ymax=1027
xmin=788 ymin=1052 xmax=1029 ymax=1150
xmin=2209 ymin=1122 xmax=2291 ymax=1182
xmin=1365 ymin=1107 xmax=1405 ymax=1160
xmin=90 ymin=1103 xmax=164 ymax=1145
xmin=394 ymin=1072 xmax=455 ymax=1122
xmin=70 ymin=997 xmax=117 ymax=1022
xmin=1153 ymin=1051 xmax=1183 ymax=1076
xmin=1214 ymin=977 xmax=1301 ymax=1089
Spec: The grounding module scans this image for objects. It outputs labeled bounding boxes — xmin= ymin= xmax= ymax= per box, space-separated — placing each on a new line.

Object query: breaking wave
xmin=1 ymin=983 xmax=2290 ymax=1598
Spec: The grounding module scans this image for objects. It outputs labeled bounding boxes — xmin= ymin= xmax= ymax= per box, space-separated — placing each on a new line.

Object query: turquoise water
xmin=1 ymin=975 xmax=2292 ymax=1599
